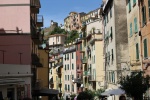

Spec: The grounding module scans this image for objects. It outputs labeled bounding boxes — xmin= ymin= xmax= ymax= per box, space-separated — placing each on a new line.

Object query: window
xmin=128 ymin=0 xmax=131 ymax=12
xmin=130 ymin=23 xmax=132 ymax=37
xmin=134 ymin=17 xmax=138 ymax=33
xmin=65 ymin=54 xmax=66 ymax=61
xmin=65 ymin=75 xmax=67 ymax=80
xmin=143 ymin=39 xmax=148 ymax=58
xmin=94 ymin=55 xmax=95 ymax=63
xmin=108 ymin=52 xmax=110 ymax=62
xmin=148 ymin=0 xmax=150 ymax=17
xmin=68 ymin=64 xmax=69 ymax=70
xmin=57 ymin=36 xmax=59 ymax=42
xmin=112 ymin=49 xmax=114 ymax=61
xmin=107 ymin=12 xmax=109 ymax=23
xmin=105 ymin=53 xmax=107 ymax=65
xmin=110 ymin=27 xmax=113 ymax=39
xmin=109 ymin=72 xmax=111 ymax=82
xmin=133 ymin=0 xmax=136 ymax=5
xmin=65 ymin=65 xmax=66 ymax=70
xmin=68 ymin=75 xmax=69 ymax=81
xmin=80 ymin=44 xmax=82 ymax=50
xmin=67 ymin=54 xmax=69 ymax=60
xmin=72 ymin=53 xmax=74 ymax=59
xmin=72 ymin=85 xmax=74 ymax=92
xmin=72 ymin=75 xmax=74 ymax=80
xmin=65 ymin=84 xmax=67 ymax=90
xmin=110 ymin=6 xmax=112 ymax=18
xmin=72 ymin=63 xmax=74 ymax=70
xmin=68 ymin=85 xmax=70 ymax=91
xmin=142 ymin=6 xmax=146 ymax=26
xmin=136 ymin=43 xmax=139 ymax=60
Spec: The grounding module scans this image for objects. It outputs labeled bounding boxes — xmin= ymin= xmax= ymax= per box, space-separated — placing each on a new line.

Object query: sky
xmin=39 ymin=0 xmax=102 ymax=28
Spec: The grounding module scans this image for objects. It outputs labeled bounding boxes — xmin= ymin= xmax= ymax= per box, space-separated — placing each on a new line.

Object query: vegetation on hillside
xmin=49 ymin=27 xmax=67 ymax=35
xmin=65 ymin=30 xmax=79 ymax=44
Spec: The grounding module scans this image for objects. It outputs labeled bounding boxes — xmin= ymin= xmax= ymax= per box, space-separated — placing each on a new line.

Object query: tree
xmin=119 ymin=71 xmax=150 ymax=100
xmin=77 ymin=90 xmax=94 ymax=100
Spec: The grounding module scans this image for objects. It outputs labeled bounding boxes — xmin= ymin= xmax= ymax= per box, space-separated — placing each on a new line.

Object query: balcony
xmin=73 ymin=78 xmax=82 ymax=84
xmin=81 ymin=57 xmax=87 ymax=64
xmin=89 ymin=75 xmax=96 ymax=82
xmin=57 ymin=78 xmax=62 ymax=87
xmin=30 ymin=0 xmax=40 ymax=13
xmin=31 ymin=27 xmax=43 ymax=44
xmin=32 ymin=53 xmax=43 ymax=67
xmin=37 ymin=15 xmax=44 ymax=27
xmin=33 ymin=79 xmax=42 ymax=90
xmin=83 ymin=71 xmax=90 ymax=76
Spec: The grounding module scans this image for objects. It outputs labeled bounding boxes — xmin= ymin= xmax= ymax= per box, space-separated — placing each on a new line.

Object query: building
xmin=139 ymin=0 xmax=150 ymax=98
xmin=80 ymin=8 xmax=105 ymax=91
xmin=63 ymin=43 xmax=77 ymax=99
xmin=126 ymin=0 xmax=142 ymax=71
xmin=48 ymin=34 xmax=66 ymax=99
xmin=0 ymin=0 xmax=44 ymax=99
xmin=75 ymin=39 xmax=83 ymax=93
xmin=103 ymin=0 xmax=128 ymax=99
xmin=64 ymin=12 xmax=86 ymax=32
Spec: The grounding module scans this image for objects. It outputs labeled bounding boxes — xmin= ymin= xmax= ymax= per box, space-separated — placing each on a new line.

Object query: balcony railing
xmin=81 ymin=57 xmax=87 ymax=64
xmin=30 ymin=0 xmax=40 ymax=13
xmin=32 ymin=53 xmax=43 ymax=67
xmin=73 ymin=78 xmax=82 ymax=84
xmin=31 ymin=25 xmax=43 ymax=44
xmin=33 ymin=79 xmax=42 ymax=90
xmin=37 ymin=15 xmax=44 ymax=27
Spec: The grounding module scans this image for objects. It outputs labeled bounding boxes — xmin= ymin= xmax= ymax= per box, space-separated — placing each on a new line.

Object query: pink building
xmin=0 ymin=0 xmax=43 ymax=99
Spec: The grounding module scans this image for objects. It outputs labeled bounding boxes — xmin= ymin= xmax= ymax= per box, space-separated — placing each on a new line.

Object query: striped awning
xmin=0 ymin=78 xmax=24 ymax=85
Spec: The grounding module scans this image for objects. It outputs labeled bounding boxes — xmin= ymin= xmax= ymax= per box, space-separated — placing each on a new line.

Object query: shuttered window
xmin=112 ymin=49 xmax=114 ymax=61
xmin=134 ymin=17 xmax=138 ymax=33
xmin=144 ymin=39 xmax=148 ymax=58
xmin=129 ymin=0 xmax=131 ymax=12
xmin=130 ymin=23 xmax=132 ymax=37
xmin=133 ymin=0 xmax=136 ymax=5
xmin=136 ymin=43 xmax=139 ymax=60
xmin=142 ymin=6 xmax=146 ymax=26
xmin=72 ymin=63 xmax=74 ymax=70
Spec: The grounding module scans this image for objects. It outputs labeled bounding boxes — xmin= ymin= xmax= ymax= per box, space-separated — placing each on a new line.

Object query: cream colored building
xmin=80 ymin=8 xmax=105 ymax=91
xmin=126 ymin=0 xmax=142 ymax=71
xmin=48 ymin=34 xmax=66 ymax=99
xmin=63 ymin=44 xmax=77 ymax=99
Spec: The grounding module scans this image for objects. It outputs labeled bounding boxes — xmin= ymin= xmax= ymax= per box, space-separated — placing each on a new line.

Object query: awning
xmin=101 ymin=88 xmax=125 ymax=96
xmin=32 ymin=88 xmax=59 ymax=97
xmin=0 ymin=78 xmax=24 ymax=85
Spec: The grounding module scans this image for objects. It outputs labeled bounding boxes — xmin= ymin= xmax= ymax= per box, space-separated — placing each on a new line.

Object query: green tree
xmin=119 ymin=71 xmax=150 ymax=100
xmin=77 ymin=90 xmax=94 ymax=100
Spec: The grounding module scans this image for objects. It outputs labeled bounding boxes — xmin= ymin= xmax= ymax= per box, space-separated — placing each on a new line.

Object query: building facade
xmin=0 ymin=0 xmax=44 ymax=99
xmin=63 ymin=44 xmax=77 ymax=99
xmin=48 ymin=34 xmax=66 ymax=99
xmin=126 ymin=0 xmax=142 ymax=71
xmin=103 ymin=0 xmax=128 ymax=94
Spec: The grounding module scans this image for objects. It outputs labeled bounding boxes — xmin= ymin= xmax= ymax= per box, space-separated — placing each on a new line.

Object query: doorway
xmin=7 ymin=88 xmax=15 ymax=100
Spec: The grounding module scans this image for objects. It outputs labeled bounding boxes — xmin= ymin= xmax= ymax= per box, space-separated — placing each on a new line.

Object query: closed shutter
xmin=130 ymin=23 xmax=132 ymax=37
xmin=134 ymin=17 xmax=138 ymax=33
xmin=144 ymin=39 xmax=148 ymax=58
xmin=133 ymin=0 xmax=136 ymax=5
xmin=129 ymin=0 xmax=131 ymax=11
xmin=136 ymin=43 xmax=139 ymax=60
xmin=112 ymin=49 xmax=114 ymax=61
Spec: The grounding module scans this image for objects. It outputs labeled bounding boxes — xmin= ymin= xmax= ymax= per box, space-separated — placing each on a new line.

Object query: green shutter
xmin=130 ymin=23 xmax=132 ymax=37
xmin=129 ymin=0 xmax=131 ymax=11
xmin=136 ymin=43 xmax=139 ymax=60
xmin=144 ymin=39 xmax=148 ymax=58
xmin=134 ymin=17 xmax=138 ymax=33
xmin=133 ymin=0 xmax=136 ymax=5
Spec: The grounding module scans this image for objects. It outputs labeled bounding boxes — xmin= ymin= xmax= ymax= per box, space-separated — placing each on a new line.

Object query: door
xmin=7 ymin=88 xmax=15 ymax=100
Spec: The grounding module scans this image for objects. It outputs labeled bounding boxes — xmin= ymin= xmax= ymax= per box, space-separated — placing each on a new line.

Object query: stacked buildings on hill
xmin=48 ymin=0 xmax=150 ymax=99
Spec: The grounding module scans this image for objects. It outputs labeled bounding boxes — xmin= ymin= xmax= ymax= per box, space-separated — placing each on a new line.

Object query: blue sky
xmin=39 ymin=0 xmax=102 ymax=28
